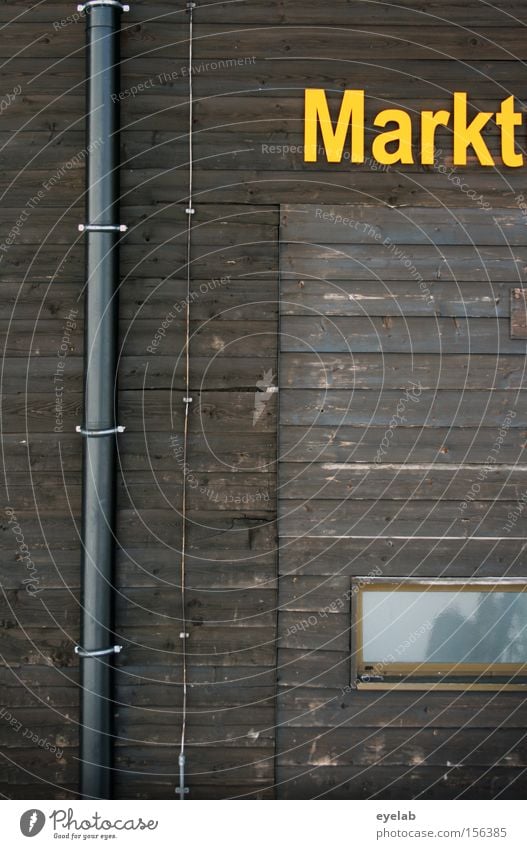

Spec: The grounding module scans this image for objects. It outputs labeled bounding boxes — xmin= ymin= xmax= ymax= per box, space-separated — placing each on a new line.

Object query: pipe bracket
xmin=77 ymin=1 xmax=130 ymax=11
xmin=75 ymin=645 xmax=123 ymax=658
xmin=76 ymin=425 xmax=126 ymax=437
xmin=78 ymin=224 xmax=128 ymax=233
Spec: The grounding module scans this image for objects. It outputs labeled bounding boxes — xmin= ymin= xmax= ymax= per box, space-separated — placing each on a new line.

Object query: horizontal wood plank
xmin=279 ymin=498 xmax=527 ymax=538
xmin=280 ymin=280 xmax=512 ymax=318
xmin=278 ymin=536 xmax=527 ymax=577
xmin=282 ymin=205 xmax=527 ymax=246
xmin=281 ymin=245 xmax=527 ymax=283
xmin=280 ymin=462 xmax=527 ymax=501
xmin=280 ymin=389 xmax=526 ymax=426
xmin=281 ymin=353 xmax=526 ymax=390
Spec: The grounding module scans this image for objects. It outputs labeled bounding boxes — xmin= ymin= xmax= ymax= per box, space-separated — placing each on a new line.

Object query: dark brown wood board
xmin=3 ymin=0 xmax=527 ymax=801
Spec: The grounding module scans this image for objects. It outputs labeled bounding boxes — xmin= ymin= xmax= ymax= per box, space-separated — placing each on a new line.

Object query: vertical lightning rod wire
xmin=178 ymin=0 xmax=195 ymax=800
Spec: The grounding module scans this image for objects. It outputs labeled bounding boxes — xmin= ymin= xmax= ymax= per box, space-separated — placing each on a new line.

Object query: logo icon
xmin=20 ymin=810 xmax=45 ymax=837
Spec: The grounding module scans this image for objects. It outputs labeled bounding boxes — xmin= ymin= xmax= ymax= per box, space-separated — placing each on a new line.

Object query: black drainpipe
xmin=75 ymin=0 xmax=128 ymax=799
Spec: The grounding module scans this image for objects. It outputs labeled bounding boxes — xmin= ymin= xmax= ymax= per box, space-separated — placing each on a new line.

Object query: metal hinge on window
xmin=358 ymin=674 xmax=384 ymax=682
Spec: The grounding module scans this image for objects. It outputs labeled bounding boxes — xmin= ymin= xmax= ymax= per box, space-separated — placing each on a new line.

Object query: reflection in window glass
xmin=360 ymin=587 xmax=527 ymax=670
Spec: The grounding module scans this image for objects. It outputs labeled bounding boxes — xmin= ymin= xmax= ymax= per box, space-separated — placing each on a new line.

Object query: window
xmin=353 ymin=581 xmax=527 ymax=690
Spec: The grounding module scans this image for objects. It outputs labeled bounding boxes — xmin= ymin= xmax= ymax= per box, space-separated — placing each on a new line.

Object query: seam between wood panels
xmin=273 ymin=204 xmax=284 ymax=800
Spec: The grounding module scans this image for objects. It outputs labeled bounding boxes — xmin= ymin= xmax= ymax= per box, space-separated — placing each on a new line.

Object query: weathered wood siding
xmin=1 ymin=0 xmax=526 ymax=799
xmin=277 ymin=202 xmax=527 ymax=798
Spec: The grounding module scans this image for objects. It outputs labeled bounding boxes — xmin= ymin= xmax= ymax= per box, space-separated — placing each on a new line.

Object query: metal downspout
xmin=76 ymin=0 xmax=128 ymax=799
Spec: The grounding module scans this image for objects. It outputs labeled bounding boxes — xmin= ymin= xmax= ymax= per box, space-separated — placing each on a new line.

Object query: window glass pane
xmin=361 ymin=589 xmax=527 ymax=666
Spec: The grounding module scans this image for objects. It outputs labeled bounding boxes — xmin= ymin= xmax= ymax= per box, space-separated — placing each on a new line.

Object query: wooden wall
xmin=1 ymin=0 xmax=526 ymax=799
xmin=277 ymin=203 xmax=527 ymax=798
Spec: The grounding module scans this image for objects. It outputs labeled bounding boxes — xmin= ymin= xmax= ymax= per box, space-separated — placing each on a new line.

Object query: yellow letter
xmin=372 ymin=109 xmax=414 ymax=165
xmin=304 ymin=89 xmax=365 ymax=163
xmin=453 ymin=92 xmax=494 ymax=166
xmin=496 ymin=95 xmax=523 ymax=167
xmin=421 ymin=110 xmax=451 ymax=164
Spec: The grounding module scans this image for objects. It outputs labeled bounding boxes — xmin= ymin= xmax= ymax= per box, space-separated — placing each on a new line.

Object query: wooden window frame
xmin=351 ymin=579 xmax=527 ymax=691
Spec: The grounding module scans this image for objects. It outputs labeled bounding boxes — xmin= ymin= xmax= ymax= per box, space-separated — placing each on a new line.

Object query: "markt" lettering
xmin=304 ymin=89 xmax=523 ymax=167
